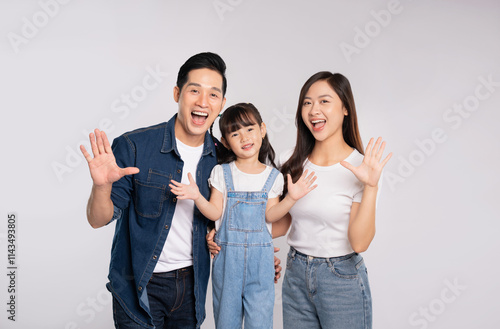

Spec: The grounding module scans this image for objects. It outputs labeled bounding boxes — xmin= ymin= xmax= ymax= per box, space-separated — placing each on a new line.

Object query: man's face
xmin=174 ymin=68 xmax=226 ymax=146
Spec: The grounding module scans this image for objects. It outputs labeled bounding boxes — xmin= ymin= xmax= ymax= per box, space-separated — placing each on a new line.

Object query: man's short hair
xmin=176 ymin=52 xmax=227 ymax=96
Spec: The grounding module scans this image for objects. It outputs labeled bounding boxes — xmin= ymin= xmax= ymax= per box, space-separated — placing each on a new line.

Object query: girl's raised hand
xmin=341 ymin=137 xmax=392 ymax=187
xmin=287 ymin=169 xmax=318 ymax=201
xmin=169 ymin=173 xmax=201 ymax=201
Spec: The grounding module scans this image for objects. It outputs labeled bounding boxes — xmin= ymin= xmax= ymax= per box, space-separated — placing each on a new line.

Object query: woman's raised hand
xmin=286 ymin=169 xmax=318 ymax=201
xmin=340 ymin=137 xmax=392 ymax=187
xmin=80 ymin=129 xmax=139 ymax=187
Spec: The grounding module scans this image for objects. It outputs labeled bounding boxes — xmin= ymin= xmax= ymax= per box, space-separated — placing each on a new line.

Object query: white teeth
xmin=192 ymin=111 xmax=208 ymax=117
xmin=311 ymin=120 xmax=325 ymax=124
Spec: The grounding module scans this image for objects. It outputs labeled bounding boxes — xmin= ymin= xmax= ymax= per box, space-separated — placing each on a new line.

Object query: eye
xmin=190 ymin=89 xmax=199 ymax=94
xmin=230 ymin=132 xmax=238 ymax=138
xmin=247 ymin=127 xmax=254 ymax=132
xmin=320 ymin=100 xmax=329 ymax=104
xmin=303 ymin=101 xmax=311 ymax=106
xmin=211 ymin=93 xmax=219 ymax=98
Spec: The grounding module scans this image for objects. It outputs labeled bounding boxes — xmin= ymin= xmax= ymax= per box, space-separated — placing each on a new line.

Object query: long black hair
xmin=216 ymin=103 xmax=276 ymax=167
xmin=281 ymin=72 xmax=363 ymax=195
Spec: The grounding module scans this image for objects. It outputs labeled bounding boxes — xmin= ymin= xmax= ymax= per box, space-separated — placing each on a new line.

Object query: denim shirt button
xmin=165 ymin=225 xmax=169 ymax=229
xmin=177 ymin=169 xmax=181 ymax=173
xmin=138 ymin=286 xmax=142 ymax=291
xmin=153 ymin=255 xmax=157 ymax=260
xmin=173 ymin=198 xmax=177 ymax=202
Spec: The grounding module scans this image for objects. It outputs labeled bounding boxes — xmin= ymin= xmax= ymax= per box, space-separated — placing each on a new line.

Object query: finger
xmin=206 ymin=228 xmax=216 ymax=241
xmin=305 ymin=170 xmax=316 ymax=181
xmin=365 ymin=137 xmax=374 ymax=157
xmin=380 ymin=152 xmax=393 ymax=167
xmin=340 ymin=160 xmax=356 ymax=173
xmin=101 ymin=130 xmax=113 ymax=154
xmin=121 ymin=167 xmax=140 ymax=177
xmin=375 ymin=141 xmax=386 ymax=161
xmin=170 ymin=180 xmax=183 ymax=187
xmin=89 ymin=131 xmax=99 ymax=157
xmin=301 ymin=169 xmax=309 ymax=179
xmin=95 ymin=129 xmax=106 ymax=155
xmin=80 ymin=145 xmax=93 ymax=163
xmin=274 ymin=247 xmax=280 ymax=253
xmin=306 ymin=175 xmax=317 ymax=187
xmin=372 ymin=137 xmax=382 ymax=157
xmin=287 ymin=174 xmax=293 ymax=186
xmin=187 ymin=172 xmax=196 ymax=185
xmin=309 ymin=184 xmax=318 ymax=191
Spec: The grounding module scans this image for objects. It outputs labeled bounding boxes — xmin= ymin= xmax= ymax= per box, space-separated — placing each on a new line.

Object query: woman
xmin=277 ymin=71 xmax=391 ymax=329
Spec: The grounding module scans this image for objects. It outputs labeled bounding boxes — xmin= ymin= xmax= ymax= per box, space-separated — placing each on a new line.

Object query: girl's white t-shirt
xmin=208 ymin=161 xmax=284 ymax=233
xmin=281 ymin=149 xmax=365 ymax=257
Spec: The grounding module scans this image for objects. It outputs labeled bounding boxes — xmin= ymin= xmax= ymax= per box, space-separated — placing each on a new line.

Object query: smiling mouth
xmin=242 ymin=143 xmax=253 ymax=150
xmin=191 ymin=111 xmax=208 ymax=125
xmin=311 ymin=119 xmax=326 ymax=130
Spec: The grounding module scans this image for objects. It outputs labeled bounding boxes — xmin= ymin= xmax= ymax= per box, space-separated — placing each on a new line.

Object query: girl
xmin=278 ymin=71 xmax=392 ymax=329
xmin=169 ymin=103 xmax=316 ymax=329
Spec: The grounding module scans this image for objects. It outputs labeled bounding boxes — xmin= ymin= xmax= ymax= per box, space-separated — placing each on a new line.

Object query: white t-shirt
xmin=281 ymin=149 xmax=365 ymax=257
xmin=154 ymin=139 xmax=203 ymax=273
xmin=208 ymin=161 xmax=284 ymax=234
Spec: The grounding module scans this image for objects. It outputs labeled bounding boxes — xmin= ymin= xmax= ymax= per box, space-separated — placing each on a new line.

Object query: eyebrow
xmin=304 ymin=94 xmax=333 ymax=99
xmin=186 ymin=82 xmax=222 ymax=94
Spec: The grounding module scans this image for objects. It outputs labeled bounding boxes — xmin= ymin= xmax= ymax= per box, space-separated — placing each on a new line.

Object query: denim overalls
xmin=212 ymin=163 xmax=279 ymax=329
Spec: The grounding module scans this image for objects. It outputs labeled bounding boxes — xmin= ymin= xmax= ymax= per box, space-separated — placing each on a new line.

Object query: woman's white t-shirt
xmin=208 ymin=161 xmax=284 ymax=233
xmin=282 ymin=149 xmax=365 ymax=257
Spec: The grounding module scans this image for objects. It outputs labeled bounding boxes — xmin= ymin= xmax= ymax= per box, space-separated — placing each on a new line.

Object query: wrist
xmin=284 ymin=194 xmax=298 ymax=204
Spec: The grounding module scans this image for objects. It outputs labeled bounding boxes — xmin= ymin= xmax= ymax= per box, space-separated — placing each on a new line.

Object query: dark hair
xmin=177 ymin=52 xmax=227 ymax=96
xmin=217 ymin=103 xmax=276 ymax=167
xmin=281 ymin=72 xmax=363 ymax=195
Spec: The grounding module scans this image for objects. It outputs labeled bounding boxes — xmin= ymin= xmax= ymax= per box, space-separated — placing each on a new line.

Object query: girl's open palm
xmin=287 ymin=169 xmax=318 ymax=201
xmin=80 ymin=129 xmax=139 ymax=186
xmin=169 ymin=173 xmax=201 ymax=201
xmin=340 ymin=137 xmax=392 ymax=187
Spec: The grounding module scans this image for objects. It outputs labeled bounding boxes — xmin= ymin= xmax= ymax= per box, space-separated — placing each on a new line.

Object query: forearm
xmin=272 ymin=213 xmax=291 ymax=238
xmin=348 ymin=186 xmax=378 ymax=253
xmin=194 ymin=196 xmax=222 ymax=221
xmin=87 ymin=184 xmax=114 ymax=228
xmin=266 ymin=195 xmax=296 ymax=223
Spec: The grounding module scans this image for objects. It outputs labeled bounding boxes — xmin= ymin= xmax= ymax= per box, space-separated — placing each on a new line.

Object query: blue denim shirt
xmin=106 ymin=114 xmax=217 ymax=328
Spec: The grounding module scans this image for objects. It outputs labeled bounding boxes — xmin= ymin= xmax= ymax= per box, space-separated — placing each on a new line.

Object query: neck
xmin=309 ymin=134 xmax=353 ymax=166
xmin=234 ymin=156 xmax=265 ymax=174
xmin=174 ymin=122 xmax=205 ymax=147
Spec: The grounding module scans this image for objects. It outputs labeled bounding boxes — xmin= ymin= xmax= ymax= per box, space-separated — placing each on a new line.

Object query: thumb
xmin=188 ymin=172 xmax=196 ymax=185
xmin=287 ymin=174 xmax=293 ymax=186
xmin=340 ymin=161 xmax=355 ymax=173
xmin=121 ymin=167 xmax=140 ymax=177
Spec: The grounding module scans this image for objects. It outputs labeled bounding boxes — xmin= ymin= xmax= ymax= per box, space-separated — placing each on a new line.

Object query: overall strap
xmin=261 ymin=167 xmax=280 ymax=192
xmin=221 ymin=163 xmax=235 ymax=192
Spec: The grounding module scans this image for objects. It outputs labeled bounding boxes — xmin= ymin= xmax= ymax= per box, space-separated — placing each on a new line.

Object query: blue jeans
xmin=282 ymin=248 xmax=372 ymax=329
xmin=113 ymin=266 xmax=196 ymax=329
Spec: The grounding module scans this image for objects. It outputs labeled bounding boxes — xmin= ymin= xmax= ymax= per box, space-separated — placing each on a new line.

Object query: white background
xmin=1 ymin=1 xmax=499 ymax=328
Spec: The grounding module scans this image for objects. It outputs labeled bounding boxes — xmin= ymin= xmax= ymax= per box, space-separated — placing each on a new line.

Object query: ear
xmin=260 ymin=122 xmax=267 ymax=139
xmin=173 ymin=86 xmax=180 ymax=103
xmin=343 ymin=106 xmax=348 ymax=116
xmin=221 ymin=136 xmax=230 ymax=150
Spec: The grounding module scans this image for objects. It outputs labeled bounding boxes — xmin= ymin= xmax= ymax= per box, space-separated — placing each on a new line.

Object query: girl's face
xmin=301 ymin=80 xmax=347 ymax=143
xmin=222 ymin=117 xmax=266 ymax=162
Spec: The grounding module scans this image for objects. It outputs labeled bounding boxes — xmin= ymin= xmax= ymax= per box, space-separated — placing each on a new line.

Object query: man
xmin=80 ymin=52 xmax=227 ymax=328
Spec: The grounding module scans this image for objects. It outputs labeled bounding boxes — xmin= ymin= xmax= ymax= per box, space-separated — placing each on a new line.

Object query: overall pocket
xmin=228 ymin=200 xmax=265 ymax=232
xmin=134 ymin=179 xmax=166 ymax=218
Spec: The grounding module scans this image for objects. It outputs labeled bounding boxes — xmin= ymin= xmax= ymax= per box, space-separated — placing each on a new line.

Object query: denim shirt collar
xmin=161 ymin=113 xmax=216 ymax=158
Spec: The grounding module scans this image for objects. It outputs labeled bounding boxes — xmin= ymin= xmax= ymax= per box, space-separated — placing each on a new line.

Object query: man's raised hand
xmin=80 ymin=129 xmax=139 ymax=187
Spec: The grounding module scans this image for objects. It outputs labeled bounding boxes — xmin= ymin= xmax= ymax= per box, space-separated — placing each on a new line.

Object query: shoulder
xmin=347 ymin=149 xmax=364 ymax=166
xmin=121 ymin=122 xmax=167 ymax=141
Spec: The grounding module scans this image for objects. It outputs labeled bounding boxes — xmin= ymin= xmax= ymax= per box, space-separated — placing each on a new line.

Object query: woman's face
xmin=301 ymin=80 xmax=347 ymax=143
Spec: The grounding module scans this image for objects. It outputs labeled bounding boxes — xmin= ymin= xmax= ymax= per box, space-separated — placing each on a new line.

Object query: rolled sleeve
xmin=110 ymin=135 xmax=135 ymax=211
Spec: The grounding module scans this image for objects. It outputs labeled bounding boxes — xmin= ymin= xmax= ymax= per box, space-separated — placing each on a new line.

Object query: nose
xmin=309 ymin=101 xmax=321 ymax=116
xmin=196 ymin=91 xmax=209 ymax=108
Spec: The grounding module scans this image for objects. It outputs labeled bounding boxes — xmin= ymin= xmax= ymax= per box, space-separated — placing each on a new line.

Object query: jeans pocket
xmin=329 ymin=256 xmax=359 ymax=279
xmin=134 ymin=179 xmax=166 ymax=218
